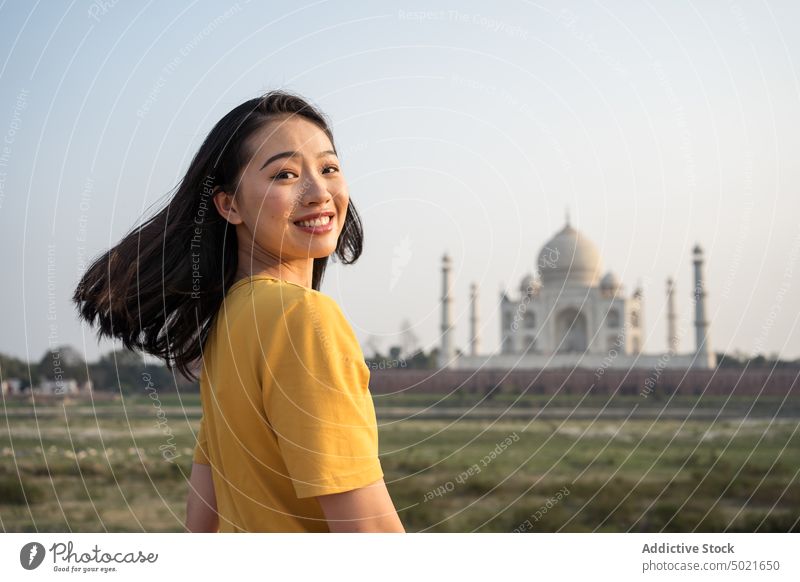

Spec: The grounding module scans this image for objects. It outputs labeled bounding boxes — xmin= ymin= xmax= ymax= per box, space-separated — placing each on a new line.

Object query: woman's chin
xmin=296 ymin=241 xmax=338 ymax=259
xmin=283 ymin=227 xmax=340 ymax=257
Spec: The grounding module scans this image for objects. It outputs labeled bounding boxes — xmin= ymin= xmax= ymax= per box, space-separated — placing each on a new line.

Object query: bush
xmin=636 ymin=500 xmax=728 ymax=532
xmin=0 ymin=476 xmax=44 ymax=505
xmin=732 ymin=511 xmax=800 ymax=533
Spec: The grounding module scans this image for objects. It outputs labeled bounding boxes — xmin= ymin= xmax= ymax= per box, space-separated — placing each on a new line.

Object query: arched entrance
xmin=556 ymin=308 xmax=588 ymax=353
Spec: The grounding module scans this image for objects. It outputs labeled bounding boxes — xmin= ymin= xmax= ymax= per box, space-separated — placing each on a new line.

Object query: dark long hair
xmin=72 ymin=90 xmax=364 ymax=382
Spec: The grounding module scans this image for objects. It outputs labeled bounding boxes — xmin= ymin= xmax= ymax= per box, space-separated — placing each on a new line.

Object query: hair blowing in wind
xmin=72 ymin=90 xmax=364 ymax=382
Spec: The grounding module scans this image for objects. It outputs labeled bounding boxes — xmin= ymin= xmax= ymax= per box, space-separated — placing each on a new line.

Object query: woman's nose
xmin=300 ymin=173 xmax=331 ymax=202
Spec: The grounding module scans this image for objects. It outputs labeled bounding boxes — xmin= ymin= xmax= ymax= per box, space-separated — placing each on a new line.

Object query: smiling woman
xmin=71 ymin=90 xmax=404 ymax=533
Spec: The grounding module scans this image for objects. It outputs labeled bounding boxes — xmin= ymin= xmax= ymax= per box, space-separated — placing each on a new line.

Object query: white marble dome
xmin=600 ymin=270 xmax=621 ymax=291
xmin=537 ymin=222 xmax=603 ymax=287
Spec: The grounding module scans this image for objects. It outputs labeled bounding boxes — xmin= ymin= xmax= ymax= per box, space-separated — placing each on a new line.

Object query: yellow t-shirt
xmin=192 ymin=274 xmax=384 ymax=532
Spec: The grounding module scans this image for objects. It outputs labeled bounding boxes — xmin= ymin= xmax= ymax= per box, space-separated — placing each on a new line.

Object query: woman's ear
xmin=213 ymin=188 xmax=244 ymax=225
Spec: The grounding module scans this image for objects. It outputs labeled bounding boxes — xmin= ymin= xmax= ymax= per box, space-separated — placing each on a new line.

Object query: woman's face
xmin=214 ymin=115 xmax=349 ymax=271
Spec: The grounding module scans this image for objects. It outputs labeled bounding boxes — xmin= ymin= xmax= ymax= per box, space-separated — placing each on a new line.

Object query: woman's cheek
xmin=253 ymin=202 xmax=288 ymax=242
xmin=258 ymin=191 xmax=287 ymax=222
xmin=255 ymin=218 xmax=287 ymax=255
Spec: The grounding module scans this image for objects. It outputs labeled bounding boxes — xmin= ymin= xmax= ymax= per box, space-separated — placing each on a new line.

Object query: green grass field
xmin=1 ymin=393 xmax=798 ymax=532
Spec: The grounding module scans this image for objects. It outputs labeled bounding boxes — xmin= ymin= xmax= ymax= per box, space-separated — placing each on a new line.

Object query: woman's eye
xmin=274 ymin=170 xmax=297 ymax=180
xmin=322 ymin=165 xmax=339 ymax=175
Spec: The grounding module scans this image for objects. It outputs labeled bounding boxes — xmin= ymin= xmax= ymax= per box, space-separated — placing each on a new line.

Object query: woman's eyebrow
xmin=259 ymin=149 xmax=337 ymax=171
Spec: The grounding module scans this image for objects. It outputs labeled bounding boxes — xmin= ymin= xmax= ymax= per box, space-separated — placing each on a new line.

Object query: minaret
xmin=692 ymin=244 xmax=713 ymax=368
xmin=666 ymin=277 xmax=678 ymax=353
xmin=632 ymin=281 xmax=644 ymax=354
xmin=633 ymin=280 xmax=644 ymax=319
xmin=439 ymin=253 xmax=454 ymax=368
xmin=469 ymin=282 xmax=480 ymax=356
xmin=499 ymin=283 xmax=512 ymax=354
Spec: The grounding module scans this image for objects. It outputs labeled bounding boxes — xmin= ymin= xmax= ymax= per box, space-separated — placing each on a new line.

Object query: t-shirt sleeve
xmin=192 ymin=414 xmax=211 ymax=465
xmin=262 ymin=291 xmax=384 ymax=499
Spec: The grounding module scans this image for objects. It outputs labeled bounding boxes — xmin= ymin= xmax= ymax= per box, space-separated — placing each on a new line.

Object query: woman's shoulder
xmin=228 ymin=275 xmax=350 ymax=328
xmin=228 ymin=278 xmax=367 ymax=370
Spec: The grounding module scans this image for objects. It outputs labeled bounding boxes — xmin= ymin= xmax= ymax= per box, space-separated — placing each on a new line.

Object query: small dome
xmin=537 ymin=222 xmax=603 ymax=288
xmin=519 ymin=273 xmax=540 ymax=296
xmin=600 ymin=271 xmax=621 ymax=290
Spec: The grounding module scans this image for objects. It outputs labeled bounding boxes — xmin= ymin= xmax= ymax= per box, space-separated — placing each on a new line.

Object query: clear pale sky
xmin=1 ymin=0 xmax=798 ymax=365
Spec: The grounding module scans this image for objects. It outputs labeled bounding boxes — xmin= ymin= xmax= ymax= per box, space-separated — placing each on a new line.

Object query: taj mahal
xmin=438 ymin=216 xmax=715 ymax=370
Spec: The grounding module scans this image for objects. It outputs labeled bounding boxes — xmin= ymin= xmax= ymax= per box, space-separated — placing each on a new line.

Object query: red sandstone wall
xmin=368 ymin=368 xmax=799 ymax=398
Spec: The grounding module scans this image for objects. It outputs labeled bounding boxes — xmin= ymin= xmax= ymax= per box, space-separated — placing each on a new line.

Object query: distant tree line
xmin=364 ymin=345 xmax=440 ymax=371
xmin=1 ymin=343 xmax=445 ymax=395
xmin=715 ymin=351 xmax=800 ymax=369
xmin=0 ymin=345 xmax=195 ymax=394
xmin=1 ymin=346 xmax=795 ymax=396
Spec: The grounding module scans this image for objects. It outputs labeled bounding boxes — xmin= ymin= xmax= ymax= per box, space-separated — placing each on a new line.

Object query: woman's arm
xmin=185 ymin=462 xmax=219 ymax=532
xmin=316 ymin=478 xmax=405 ymax=533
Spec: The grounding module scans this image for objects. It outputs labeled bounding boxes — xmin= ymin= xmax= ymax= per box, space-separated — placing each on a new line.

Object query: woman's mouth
xmin=293 ymin=214 xmax=334 ymax=234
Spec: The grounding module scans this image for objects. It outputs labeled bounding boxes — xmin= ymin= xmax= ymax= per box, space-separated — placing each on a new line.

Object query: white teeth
xmin=296 ymin=215 xmax=331 ymax=227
